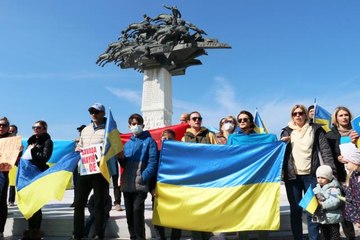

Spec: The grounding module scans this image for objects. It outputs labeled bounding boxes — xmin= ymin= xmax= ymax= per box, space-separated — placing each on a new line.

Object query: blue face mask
xmin=130 ymin=124 xmax=143 ymax=135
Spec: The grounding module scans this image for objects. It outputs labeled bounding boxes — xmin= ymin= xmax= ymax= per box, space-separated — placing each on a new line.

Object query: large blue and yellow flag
xmin=16 ymin=151 xmax=80 ymax=219
xmin=299 ymin=185 xmax=318 ymax=215
xmin=11 ymin=140 xmax=76 ymax=188
xmin=227 ymin=132 xmax=277 ymax=145
xmin=254 ymin=110 xmax=269 ymax=134
xmin=153 ymin=141 xmax=286 ymax=232
xmin=314 ymin=105 xmax=331 ymax=132
xmin=100 ymin=109 xmax=123 ymax=183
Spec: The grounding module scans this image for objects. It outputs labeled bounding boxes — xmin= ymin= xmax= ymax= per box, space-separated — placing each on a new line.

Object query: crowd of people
xmin=0 ymin=103 xmax=359 ymax=240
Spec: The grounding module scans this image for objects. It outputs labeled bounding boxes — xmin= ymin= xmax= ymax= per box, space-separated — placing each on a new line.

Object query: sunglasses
xmin=223 ymin=120 xmax=234 ymax=124
xmin=238 ymin=118 xmax=249 ymax=123
xmin=89 ymin=110 xmax=101 ymax=115
xmin=0 ymin=124 xmax=9 ymax=128
xmin=32 ymin=126 xmax=43 ymax=130
xmin=191 ymin=117 xmax=203 ymax=121
xmin=292 ymin=111 xmax=305 ymax=117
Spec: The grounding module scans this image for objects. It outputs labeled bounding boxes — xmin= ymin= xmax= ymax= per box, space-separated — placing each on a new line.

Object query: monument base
xmin=141 ymin=68 xmax=172 ymax=130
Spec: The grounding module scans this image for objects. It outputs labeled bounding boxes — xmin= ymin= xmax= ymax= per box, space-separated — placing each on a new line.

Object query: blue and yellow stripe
xmin=153 ymin=141 xmax=286 ymax=232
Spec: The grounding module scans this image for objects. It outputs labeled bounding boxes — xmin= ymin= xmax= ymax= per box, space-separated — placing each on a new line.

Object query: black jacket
xmin=280 ymin=123 xmax=335 ymax=181
xmin=326 ymin=126 xmax=347 ymax=182
xmin=27 ymin=133 xmax=53 ymax=172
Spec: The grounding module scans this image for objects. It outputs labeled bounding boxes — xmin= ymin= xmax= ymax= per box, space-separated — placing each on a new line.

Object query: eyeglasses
xmin=238 ymin=118 xmax=249 ymax=123
xmin=224 ymin=120 xmax=234 ymax=124
xmin=292 ymin=111 xmax=305 ymax=117
xmin=32 ymin=126 xmax=43 ymax=130
xmin=0 ymin=124 xmax=9 ymax=128
xmin=191 ymin=117 xmax=202 ymax=121
xmin=89 ymin=110 xmax=100 ymax=115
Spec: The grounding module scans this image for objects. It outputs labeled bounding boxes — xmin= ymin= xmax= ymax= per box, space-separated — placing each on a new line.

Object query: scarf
xmin=288 ymin=122 xmax=314 ymax=175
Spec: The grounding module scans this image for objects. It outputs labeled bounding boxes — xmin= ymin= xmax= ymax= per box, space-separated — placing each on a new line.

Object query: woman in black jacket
xmin=280 ymin=104 xmax=335 ymax=240
xmin=22 ymin=120 xmax=53 ymax=240
xmin=326 ymin=106 xmax=356 ymax=240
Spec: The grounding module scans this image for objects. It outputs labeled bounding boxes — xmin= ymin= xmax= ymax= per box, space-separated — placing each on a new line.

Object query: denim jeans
xmin=285 ymin=175 xmax=319 ymax=240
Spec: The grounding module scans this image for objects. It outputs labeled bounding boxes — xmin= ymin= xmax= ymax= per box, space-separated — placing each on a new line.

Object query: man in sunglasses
xmin=181 ymin=111 xmax=217 ymax=240
xmin=181 ymin=111 xmax=217 ymax=144
xmin=72 ymin=103 xmax=110 ymax=240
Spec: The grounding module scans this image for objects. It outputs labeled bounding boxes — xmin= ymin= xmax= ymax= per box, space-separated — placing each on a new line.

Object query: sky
xmin=1 ymin=1 xmax=360 ymax=140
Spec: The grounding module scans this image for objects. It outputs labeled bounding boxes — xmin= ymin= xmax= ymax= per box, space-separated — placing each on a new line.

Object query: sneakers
xmin=8 ymin=202 xmax=15 ymax=207
xmin=114 ymin=204 xmax=123 ymax=211
xmin=93 ymin=235 xmax=103 ymax=240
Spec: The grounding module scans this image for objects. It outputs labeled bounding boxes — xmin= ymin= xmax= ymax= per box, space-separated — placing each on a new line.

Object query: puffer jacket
xmin=313 ymin=178 xmax=343 ymax=224
xmin=326 ymin=126 xmax=348 ymax=182
xmin=27 ymin=132 xmax=53 ymax=172
xmin=281 ymin=123 xmax=335 ymax=181
xmin=121 ymin=130 xmax=158 ymax=193
xmin=344 ymin=171 xmax=360 ymax=224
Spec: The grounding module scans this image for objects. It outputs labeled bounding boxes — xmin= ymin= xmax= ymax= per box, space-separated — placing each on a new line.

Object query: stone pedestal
xmin=141 ymin=68 xmax=172 ymax=130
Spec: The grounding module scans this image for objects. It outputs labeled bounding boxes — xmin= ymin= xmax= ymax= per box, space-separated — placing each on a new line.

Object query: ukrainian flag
xmin=299 ymin=185 xmax=318 ymax=215
xmin=254 ymin=110 xmax=269 ymax=134
xmin=16 ymin=151 xmax=80 ymax=219
xmin=14 ymin=140 xmax=76 ymax=189
xmin=228 ymin=132 xmax=277 ymax=145
xmin=100 ymin=109 xmax=123 ymax=183
xmin=314 ymin=105 xmax=331 ymax=132
xmin=153 ymin=140 xmax=286 ymax=232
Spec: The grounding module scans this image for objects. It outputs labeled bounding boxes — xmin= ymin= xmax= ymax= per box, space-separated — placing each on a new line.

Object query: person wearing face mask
xmin=120 ymin=113 xmax=158 ymax=240
xmin=216 ymin=116 xmax=237 ymax=144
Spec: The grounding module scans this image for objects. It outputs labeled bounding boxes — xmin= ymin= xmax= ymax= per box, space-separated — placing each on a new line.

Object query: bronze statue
xmin=97 ymin=6 xmax=230 ymax=76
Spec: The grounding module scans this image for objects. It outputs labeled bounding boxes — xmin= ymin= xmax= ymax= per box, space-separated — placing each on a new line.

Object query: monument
xmin=97 ymin=5 xmax=231 ymax=129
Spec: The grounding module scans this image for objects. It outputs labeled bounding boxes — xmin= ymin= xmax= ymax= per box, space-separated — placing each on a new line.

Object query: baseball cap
xmin=88 ymin=103 xmax=105 ymax=112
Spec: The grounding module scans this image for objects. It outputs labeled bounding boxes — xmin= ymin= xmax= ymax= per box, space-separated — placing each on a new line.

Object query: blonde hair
xmin=290 ymin=104 xmax=308 ymax=121
xmin=219 ymin=116 xmax=237 ymax=135
xmin=331 ymin=106 xmax=353 ymax=128
xmin=345 ymin=164 xmax=360 ymax=187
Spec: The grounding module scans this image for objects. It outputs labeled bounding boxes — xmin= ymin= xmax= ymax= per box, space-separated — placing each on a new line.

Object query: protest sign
xmin=79 ymin=143 xmax=102 ymax=176
xmin=0 ymin=136 xmax=22 ymax=171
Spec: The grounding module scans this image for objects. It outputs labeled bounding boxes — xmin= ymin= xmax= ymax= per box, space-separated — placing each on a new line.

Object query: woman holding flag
xmin=22 ymin=120 xmax=53 ymax=240
xmin=280 ymin=104 xmax=335 ymax=240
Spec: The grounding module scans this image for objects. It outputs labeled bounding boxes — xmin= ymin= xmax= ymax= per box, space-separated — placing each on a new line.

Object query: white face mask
xmin=223 ymin=122 xmax=234 ymax=131
xmin=130 ymin=124 xmax=143 ymax=135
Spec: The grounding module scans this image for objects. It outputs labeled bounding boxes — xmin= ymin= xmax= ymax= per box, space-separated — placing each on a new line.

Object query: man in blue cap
xmin=71 ymin=103 xmax=109 ymax=240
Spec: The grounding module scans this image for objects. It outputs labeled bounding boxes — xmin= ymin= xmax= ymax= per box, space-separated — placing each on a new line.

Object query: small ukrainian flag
xmin=254 ymin=110 xmax=269 ymax=134
xmin=314 ymin=105 xmax=331 ymax=132
xmin=299 ymin=185 xmax=318 ymax=215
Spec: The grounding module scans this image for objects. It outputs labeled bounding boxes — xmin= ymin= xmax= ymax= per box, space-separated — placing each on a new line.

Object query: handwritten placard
xmin=79 ymin=143 xmax=102 ymax=176
xmin=0 ymin=136 xmax=22 ymax=171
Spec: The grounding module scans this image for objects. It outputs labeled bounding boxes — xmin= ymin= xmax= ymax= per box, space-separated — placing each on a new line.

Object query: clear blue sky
xmin=1 ymin=1 xmax=359 ymax=140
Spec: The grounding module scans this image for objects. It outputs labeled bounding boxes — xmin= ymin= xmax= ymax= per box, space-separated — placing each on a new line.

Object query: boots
xmin=22 ymin=229 xmax=44 ymax=240
xmin=21 ymin=230 xmax=30 ymax=240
